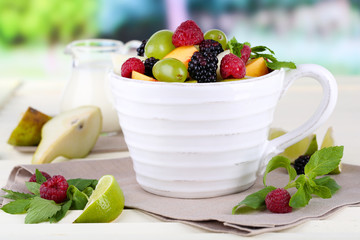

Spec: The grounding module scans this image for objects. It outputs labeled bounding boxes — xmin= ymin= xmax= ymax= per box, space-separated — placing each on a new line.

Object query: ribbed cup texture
xmin=110 ymin=71 xmax=284 ymax=198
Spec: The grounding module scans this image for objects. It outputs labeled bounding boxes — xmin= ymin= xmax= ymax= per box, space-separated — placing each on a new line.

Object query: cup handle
xmin=258 ymin=64 xmax=338 ymax=175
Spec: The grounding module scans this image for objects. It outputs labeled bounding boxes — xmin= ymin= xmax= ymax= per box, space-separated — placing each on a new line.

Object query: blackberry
xmin=293 ymin=155 xmax=311 ymax=175
xmin=199 ymin=39 xmax=224 ymax=56
xmin=188 ymin=51 xmax=218 ymax=83
xmin=136 ymin=39 xmax=147 ymax=56
xmin=144 ymin=57 xmax=159 ymax=78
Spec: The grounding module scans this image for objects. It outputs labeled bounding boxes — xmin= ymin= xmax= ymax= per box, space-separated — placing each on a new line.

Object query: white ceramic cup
xmin=109 ymin=64 xmax=337 ymax=198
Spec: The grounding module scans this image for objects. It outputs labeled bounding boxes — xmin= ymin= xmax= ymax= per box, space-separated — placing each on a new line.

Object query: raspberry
xmin=294 ymin=155 xmax=311 ymax=175
xmin=172 ymin=20 xmax=204 ymax=47
xmin=40 ymin=175 xmax=69 ymax=203
xmin=29 ymin=171 xmax=51 ymax=182
xmin=199 ymin=39 xmax=224 ymax=56
xmin=188 ymin=51 xmax=218 ymax=83
xmin=144 ymin=57 xmax=159 ymax=78
xmin=136 ymin=39 xmax=147 ymax=57
xmin=240 ymin=44 xmax=251 ymax=64
xmin=220 ymin=53 xmax=246 ymax=79
xmin=121 ymin=57 xmax=145 ymax=78
xmin=265 ymin=188 xmax=292 ymax=213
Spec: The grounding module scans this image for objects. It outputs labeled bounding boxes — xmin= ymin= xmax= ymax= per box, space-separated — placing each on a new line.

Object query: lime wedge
xmin=321 ymin=127 xmax=341 ymax=174
xmin=321 ymin=127 xmax=335 ymax=149
xmin=74 ymin=175 xmax=125 ymax=223
xmin=269 ymin=128 xmax=315 ymax=163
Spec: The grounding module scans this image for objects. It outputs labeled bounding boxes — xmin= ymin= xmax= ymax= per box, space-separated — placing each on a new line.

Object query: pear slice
xmin=32 ymin=106 xmax=102 ymax=164
xmin=8 ymin=107 xmax=52 ymax=146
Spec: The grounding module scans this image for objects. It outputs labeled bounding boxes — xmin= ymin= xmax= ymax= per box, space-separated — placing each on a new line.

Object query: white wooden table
xmin=0 ymin=76 xmax=359 ymax=240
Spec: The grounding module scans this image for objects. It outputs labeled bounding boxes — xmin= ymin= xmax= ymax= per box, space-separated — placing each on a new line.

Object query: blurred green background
xmin=0 ymin=0 xmax=359 ymax=81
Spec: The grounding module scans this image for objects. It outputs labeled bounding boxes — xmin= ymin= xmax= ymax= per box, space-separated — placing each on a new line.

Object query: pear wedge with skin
xmin=8 ymin=107 xmax=52 ymax=146
xmin=32 ymin=106 xmax=102 ymax=164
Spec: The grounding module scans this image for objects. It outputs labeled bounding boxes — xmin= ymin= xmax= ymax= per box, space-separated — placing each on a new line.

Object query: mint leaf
xmin=67 ymin=185 xmax=88 ymax=210
xmin=290 ymin=182 xmax=312 ymax=208
xmin=251 ymin=53 xmax=277 ymax=62
xmin=25 ymin=197 xmax=61 ymax=224
xmin=251 ymin=46 xmax=275 ymax=54
xmin=304 ymin=135 xmax=318 ymax=156
xmin=314 ymin=176 xmax=341 ymax=195
xmin=305 ymin=146 xmax=344 ymax=178
xmin=1 ymin=188 xmax=34 ymax=200
xmin=35 ymin=169 xmax=47 ymax=184
xmin=263 ymin=156 xmax=297 ymax=186
xmin=1 ymin=199 xmax=32 ymax=214
xmin=232 ymin=186 xmax=276 ymax=214
xmin=82 ymin=187 xmax=94 ymax=198
xmin=25 ymin=182 xmax=41 ymax=195
xmin=50 ymin=200 xmax=72 ymax=223
xmin=266 ymin=61 xmax=296 ymax=70
xmin=312 ymin=185 xmax=332 ymax=199
xmin=227 ymin=37 xmax=245 ymax=58
xmin=67 ymin=178 xmax=98 ymax=192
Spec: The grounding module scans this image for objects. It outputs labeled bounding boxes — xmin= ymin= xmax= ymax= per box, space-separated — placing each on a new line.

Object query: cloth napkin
xmin=1 ymin=157 xmax=360 ymax=236
xmin=13 ymin=134 xmax=128 ymax=153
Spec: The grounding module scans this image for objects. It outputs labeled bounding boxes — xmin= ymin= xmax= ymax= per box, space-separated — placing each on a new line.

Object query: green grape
xmin=145 ymin=30 xmax=175 ymax=59
xmin=204 ymin=29 xmax=227 ymax=50
xmin=152 ymin=58 xmax=188 ymax=83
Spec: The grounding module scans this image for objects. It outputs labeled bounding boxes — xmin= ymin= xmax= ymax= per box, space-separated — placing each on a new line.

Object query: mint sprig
xmin=0 ymin=170 xmax=98 ymax=223
xmin=232 ymin=146 xmax=343 ymax=214
xmin=226 ymin=37 xmax=296 ymax=70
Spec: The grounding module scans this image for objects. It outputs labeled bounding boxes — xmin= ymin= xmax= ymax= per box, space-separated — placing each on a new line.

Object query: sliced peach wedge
xmin=163 ymin=45 xmax=198 ymax=68
xmin=246 ymin=57 xmax=269 ymax=77
xmin=132 ymin=71 xmax=157 ymax=81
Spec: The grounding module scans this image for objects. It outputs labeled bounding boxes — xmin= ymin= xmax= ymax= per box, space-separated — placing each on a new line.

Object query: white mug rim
xmin=110 ymin=68 xmax=283 ymax=87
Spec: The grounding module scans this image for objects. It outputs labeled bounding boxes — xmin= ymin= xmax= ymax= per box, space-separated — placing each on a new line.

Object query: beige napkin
xmin=13 ymin=134 xmax=128 ymax=153
xmin=1 ymin=157 xmax=360 ymax=236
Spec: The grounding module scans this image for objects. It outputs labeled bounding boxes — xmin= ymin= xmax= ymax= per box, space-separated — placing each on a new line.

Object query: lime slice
xmin=321 ymin=127 xmax=341 ymax=174
xmin=269 ymin=128 xmax=315 ymax=163
xmin=74 ymin=175 xmax=125 ymax=223
xmin=321 ymin=127 xmax=335 ymax=149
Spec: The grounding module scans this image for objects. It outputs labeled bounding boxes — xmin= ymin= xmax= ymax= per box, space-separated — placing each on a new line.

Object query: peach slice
xmin=163 ymin=45 xmax=198 ymax=68
xmin=246 ymin=57 xmax=269 ymax=77
xmin=132 ymin=71 xmax=157 ymax=81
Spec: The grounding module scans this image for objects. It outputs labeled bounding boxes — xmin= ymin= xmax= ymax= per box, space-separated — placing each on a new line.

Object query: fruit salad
xmin=119 ymin=20 xmax=295 ymax=83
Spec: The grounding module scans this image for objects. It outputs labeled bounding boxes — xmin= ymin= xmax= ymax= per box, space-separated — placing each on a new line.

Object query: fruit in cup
xmin=152 ymin=58 xmax=188 ymax=82
xmin=132 ymin=70 xmax=157 ymax=81
xmin=145 ymin=30 xmax=175 ymax=59
xmin=116 ymin=19 xmax=295 ymax=83
xmin=172 ymin=20 xmax=204 ymax=47
xmin=32 ymin=106 xmax=102 ymax=164
xmin=163 ymin=45 xmax=198 ymax=68
xmin=8 ymin=107 xmax=52 ymax=146
xmin=204 ymin=29 xmax=227 ymax=50
xmin=246 ymin=57 xmax=269 ymax=77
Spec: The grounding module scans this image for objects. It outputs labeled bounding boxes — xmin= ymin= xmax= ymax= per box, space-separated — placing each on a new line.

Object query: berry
xmin=136 ymin=39 xmax=147 ymax=56
xmin=199 ymin=39 xmax=224 ymax=56
xmin=144 ymin=57 xmax=159 ymax=78
xmin=220 ymin=53 xmax=246 ymax=79
xmin=240 ymin=44 xmax=251 ymax=64
xmin=172 ymin=20 xmax=204 ymax=47
xmin=294 ymin=155 xmax=311 ymax=175
xmin=188 ymin=51 xmax=218 ymax=83
xmin=265 ymin=188 xmax=292 ymax=213
xmin=29 ymin=171 xmax=51 ymax=182
xmin=121 ymin=57 xmax=145 ymax=78
xmin=40 ymin=175 xmax=69 ymax=203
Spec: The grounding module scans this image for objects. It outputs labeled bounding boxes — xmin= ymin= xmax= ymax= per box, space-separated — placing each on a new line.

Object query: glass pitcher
xmin=60 ymin=39 xmax=139 ymax=134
